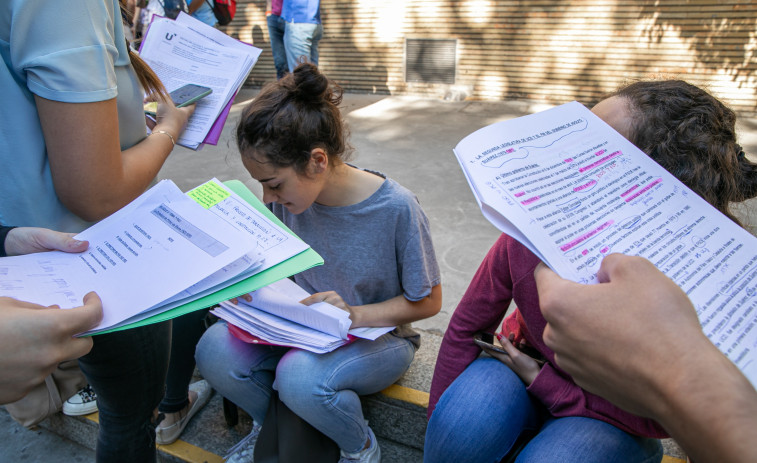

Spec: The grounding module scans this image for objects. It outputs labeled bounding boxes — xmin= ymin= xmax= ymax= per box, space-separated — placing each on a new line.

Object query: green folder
xmin=95 ymin=180 xmax=324 ymax=335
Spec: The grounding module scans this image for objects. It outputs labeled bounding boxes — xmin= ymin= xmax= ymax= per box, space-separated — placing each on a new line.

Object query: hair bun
xmin=290 ymin=62 xmax=330 ymax=103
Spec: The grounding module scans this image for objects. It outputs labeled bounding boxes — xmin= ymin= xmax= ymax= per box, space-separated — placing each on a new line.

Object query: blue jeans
xmin=283 ymin=21 xmax=323 ymax=72
xmin=424 ymin=357 xmax=663 ymax=463
xmin=78 ymin=322 xmax=170 ymax=463
xmin=196 ymin=321 xmax=415 ymax=452
xmin=267 ymin=14 xmax=288 ymax=79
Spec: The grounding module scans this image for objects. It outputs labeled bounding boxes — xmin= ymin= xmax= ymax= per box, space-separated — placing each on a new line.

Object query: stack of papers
xmin=213 ymin=278 xmax=395 ymax=353
xmin=0 ymin=179 xmax=323 ymax=335
xmin=454 ymin=101 xmax=757 ymax=386
xmin=138 ymin=13 xmax=262 ymax=149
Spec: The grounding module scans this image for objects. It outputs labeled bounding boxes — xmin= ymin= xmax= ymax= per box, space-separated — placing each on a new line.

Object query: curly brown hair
xmin=236 ymin=63 xmax=352 ymax=175
xmin=611 ymin=80 xmax=757 ymax=224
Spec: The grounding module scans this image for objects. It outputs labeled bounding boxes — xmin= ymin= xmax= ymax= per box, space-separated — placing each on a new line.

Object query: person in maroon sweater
xmin=425 ymin=80 xmax=757 ymax=462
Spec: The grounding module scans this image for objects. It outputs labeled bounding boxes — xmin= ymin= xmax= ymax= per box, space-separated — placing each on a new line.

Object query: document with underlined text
xmin=454 ymin=101 xmax=757 ymax=385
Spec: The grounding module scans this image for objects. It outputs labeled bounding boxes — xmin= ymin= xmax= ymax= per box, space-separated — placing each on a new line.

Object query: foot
xmin=225 ymin=423 xmax=263 ymax=463
xmin=338 ymin=426 xmax=381 ymax=463
xmin=156 ymin=380 xmax=212 ymax=445
xmin=62 ymin=384 xmax=98 ymax=416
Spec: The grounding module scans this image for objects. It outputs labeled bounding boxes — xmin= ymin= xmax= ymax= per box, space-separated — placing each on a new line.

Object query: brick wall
xmin=224 ymin=1 xmax=757 ymax=114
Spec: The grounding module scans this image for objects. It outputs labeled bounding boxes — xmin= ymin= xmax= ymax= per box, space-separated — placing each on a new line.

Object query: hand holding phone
xmin=144 ymin=84 xmax=212 ymax=116
xmin=170 ymin=84 xmax=213 ymax=107
xmin=473 ymin=332 xmax=508 ymax=354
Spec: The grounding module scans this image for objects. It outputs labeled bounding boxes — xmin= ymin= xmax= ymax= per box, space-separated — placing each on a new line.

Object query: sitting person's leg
xmin=518 ymin=416 xmax=663 ymax=463
xmin=195 ymin=321 xmax=287 ymax=424
xmin=274 ymin=333 xmax=415 ymax=455
xmin=78 ymin=322 xmax=170 ymax=463
xmin=424 ymin=357 xmax=542 ymax=463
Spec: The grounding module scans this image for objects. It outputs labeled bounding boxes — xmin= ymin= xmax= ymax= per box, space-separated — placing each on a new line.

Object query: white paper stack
xmin=138 ymin=13 xmax=262 ymax=149
xmin=212 ymin=278 xmax=394 ymax=353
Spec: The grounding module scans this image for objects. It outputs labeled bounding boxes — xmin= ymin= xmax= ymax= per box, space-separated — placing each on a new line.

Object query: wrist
xmin=652 ymin=339 xmax=725 ymax=423
xmin=0 ymin=226 xmax=17 ymax=257
xmin=150 ymin=129 xmax=175 ymax=147
xmin=348 ymin=305 xmax=367 ymax=328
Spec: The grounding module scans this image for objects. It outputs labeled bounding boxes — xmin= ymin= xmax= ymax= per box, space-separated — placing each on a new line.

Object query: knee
xmin=195 ymin=322 xmax=232 ymax=379
xmin=275 ymin=351 xmax=326 ymax=406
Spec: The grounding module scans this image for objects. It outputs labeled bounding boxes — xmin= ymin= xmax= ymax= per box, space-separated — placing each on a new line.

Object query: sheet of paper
xmin=138 ymin=15 xmax=261 ymax=149
xmin=188 ymin=179 xmax=310 ymax=272
xmin=1 ymin=180 xmax=254 ymax=333
xmin=95 ymin=180 xmax=325 ymax=335
xmin=174 ymin=12 xmax=260 ymax=145
xmin=239 ymin=278 xmax=352 ymax=339
xmin=212 ymin=302 xmax=348 ymax=353
xmin=454 ymin=101 xmax=757 ymax=385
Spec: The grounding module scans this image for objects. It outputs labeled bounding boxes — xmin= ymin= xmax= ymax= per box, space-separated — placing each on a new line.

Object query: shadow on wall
xmin=638 ymin=3 xmax=756 ymax=85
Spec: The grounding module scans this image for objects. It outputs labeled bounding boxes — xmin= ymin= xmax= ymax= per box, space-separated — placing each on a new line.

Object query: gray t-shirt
xmin=269 ymin=170 xmax=441 ymax=347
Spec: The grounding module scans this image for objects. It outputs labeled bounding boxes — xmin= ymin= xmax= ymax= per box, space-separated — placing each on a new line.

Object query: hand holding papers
xmin=138 ymin=13 xmax=262 ymax=149
xmin=213 ymin=278 xmax=395 ymax=353
xmin=454 ymin=102 xmax=757 ymax=386
xmin=0 ymin=179 xmax=323 ymax=335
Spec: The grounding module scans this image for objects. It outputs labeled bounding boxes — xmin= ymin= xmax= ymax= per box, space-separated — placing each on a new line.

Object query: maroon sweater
xmin=428 ymin=234 xmax=668 ymax=438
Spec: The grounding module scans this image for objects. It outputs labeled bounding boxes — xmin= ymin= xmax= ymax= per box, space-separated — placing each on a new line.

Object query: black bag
xmin=254 ymin=391 xmax=340 ymax=463
xmin=160 ymin=0 xmax=187 ymax=19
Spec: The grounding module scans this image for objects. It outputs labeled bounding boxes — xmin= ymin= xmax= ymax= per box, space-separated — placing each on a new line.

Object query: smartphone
xmin=170 ymin=83 xmax=212 ymax=107
xmin=473 ymin=332 xmax=508 ymax=354
xmin=144 ymin=84 xmax=212 ymax=117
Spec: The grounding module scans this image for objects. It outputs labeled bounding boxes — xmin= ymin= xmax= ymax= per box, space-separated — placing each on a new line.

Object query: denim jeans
xmin=283 ymin=21 xmax=323 ymax=72
xmin=267 ymin=14 xmax=288 ymax=79
xmin=196 ymin=321 xmax=415 ymax=452
xmin=78 ymin=322 xmax=170 ymax=463
xmin=424 ymin=357 xmax=663 ymax=463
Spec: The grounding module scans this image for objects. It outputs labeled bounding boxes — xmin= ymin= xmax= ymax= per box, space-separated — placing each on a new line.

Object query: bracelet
xmin=151 ymin=130 xmax=175 ymax=147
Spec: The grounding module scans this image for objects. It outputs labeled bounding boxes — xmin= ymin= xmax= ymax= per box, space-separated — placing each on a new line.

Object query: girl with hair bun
xmin=196 ymin=63 xmax=442 ymax=463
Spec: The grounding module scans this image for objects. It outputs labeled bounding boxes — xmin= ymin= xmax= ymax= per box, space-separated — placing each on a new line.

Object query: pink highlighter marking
xmin=579 ymin=150 xmax=622 ymax=173
xmin=621 ymin=185 xmax=639 ymax=197
xmin=573 ymin=180 xmax=597 ymax=192
xmin=560 ymin=220 xmax=615 ymax=252
xmin=521 ymin=196 xmax=540 ymax=205
xmin=625 ymin=178 xmax=662 ymax=202
xmin=514 ymin=192 xmax=525 ymax=197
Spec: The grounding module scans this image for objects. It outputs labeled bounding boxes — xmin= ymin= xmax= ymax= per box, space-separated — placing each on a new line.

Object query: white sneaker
xmin=62 ymin=384 xmax=98 ymax=416
xmin=224 ymin=423 xmax=262 ymax=463
xmin=338 ymin=426 xmax=381 ymax=463
xmin=156 ymin=380 xmax=213 ymax=445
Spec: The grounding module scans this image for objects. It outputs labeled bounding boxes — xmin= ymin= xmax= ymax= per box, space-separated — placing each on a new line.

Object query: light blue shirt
xmin=0 ymin=0 xmax=146 ymax=231
xmin=188 ymin=0 xmax=218 ymax=27
xmin=281 ymin=0 xmax=320 ymax=24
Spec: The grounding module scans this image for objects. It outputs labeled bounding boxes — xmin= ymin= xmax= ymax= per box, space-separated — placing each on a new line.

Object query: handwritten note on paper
xmin=189 ymin=180 xmax=310 ymax=273
xmin=454 ymin=101 xmax=757 ymax=385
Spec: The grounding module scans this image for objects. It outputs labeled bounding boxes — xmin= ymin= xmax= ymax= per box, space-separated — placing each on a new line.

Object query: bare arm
xmin=300 ymin=284 xmax=442 ymax=328
xmin=188 ymin=0 xmax=205 ymax=14
xmin=535 ymin=255 xmax=757 ymax=463
xmin=35 ymin=95 xmax=193 ymax=221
